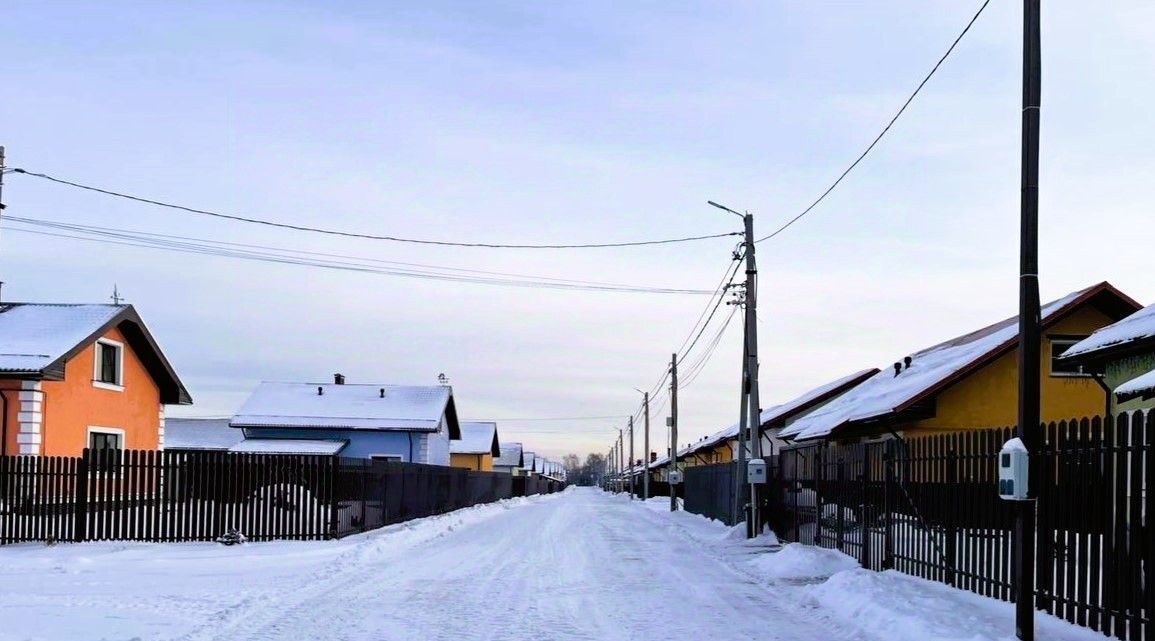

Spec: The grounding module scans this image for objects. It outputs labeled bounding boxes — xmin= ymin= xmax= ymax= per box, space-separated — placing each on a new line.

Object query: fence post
xmin=836 ymin=457 xmax=845 ymax=551
xmin=861 ymin=445 xmax=872 ymax=569
xmin=945 ymin=443 xmax=958 ymax=586
xmin=814 ymin=445 xmax=823 ymax=546
xmin=883 ymin=440 xmax=894 ymax=570
xmin=73 ymin=449 xmax=90 ymax=542
xmin=328 ymin=457 xmax=339 ymax=539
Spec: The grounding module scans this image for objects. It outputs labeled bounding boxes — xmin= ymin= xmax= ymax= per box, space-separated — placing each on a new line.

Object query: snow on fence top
xmin=784 ymin=285 xmax=1101 ymax=442
xmin=1062 ymin=301 xmax=1155 ymax=359
xmin=451 ymin=421 xmax=499 ymax=455
xmin=0 ymin=303 xmax=125 ymax=372
xmin=231 ymin=382 xmax=454 ymax=432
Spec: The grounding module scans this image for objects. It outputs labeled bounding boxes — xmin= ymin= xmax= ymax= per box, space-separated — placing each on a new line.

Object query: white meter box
xmin=998 ymin=438 xmax=1030 ymax=501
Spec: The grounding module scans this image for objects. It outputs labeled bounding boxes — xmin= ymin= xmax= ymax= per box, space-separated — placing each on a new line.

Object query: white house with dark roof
xmin=228 ymin=376 xmax=460 ymax=464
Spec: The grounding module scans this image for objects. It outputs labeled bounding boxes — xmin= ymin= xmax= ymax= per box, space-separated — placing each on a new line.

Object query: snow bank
xmin=805 ymin=569 xmax=1106 ymax=641
xmin=747 ymin=543 xmax=858 ymax=580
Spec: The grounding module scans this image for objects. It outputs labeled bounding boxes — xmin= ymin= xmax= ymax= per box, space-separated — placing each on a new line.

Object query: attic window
xmin=1049 ymin=336 xmax=1089 ymax=377
xmin=93 ymin=339 xmax=124 ymax=389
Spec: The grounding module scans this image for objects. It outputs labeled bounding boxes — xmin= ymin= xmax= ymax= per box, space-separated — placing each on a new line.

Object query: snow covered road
xmin=2 ymin=488 xmax=838 ymax=641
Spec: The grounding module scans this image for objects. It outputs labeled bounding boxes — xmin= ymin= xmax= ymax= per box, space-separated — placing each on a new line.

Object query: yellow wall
xmin=903 ymin=305 xmax=1114 ymax=437
xmin=450 ymin=452 xmax=493 ymax=471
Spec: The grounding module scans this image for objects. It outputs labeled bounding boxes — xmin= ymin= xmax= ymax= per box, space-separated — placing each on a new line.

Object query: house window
xmin=88 ymin=428 xmax=124 ymax=474
xmin=93 ymin=339 xmax=124 ymax=389
xmin=1050 ymin=336 xmax=1089 ymax=377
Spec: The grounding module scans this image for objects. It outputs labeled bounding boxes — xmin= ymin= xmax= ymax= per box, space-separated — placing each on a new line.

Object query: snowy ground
xmin=0 ymin=487 xmax=1107 ymax=641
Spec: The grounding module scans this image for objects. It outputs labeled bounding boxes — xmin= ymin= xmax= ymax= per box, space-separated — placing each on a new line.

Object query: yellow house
xmin=449 ymin=421 xmax=500 ymax=471
xmin=781 ymin=282 xmax=1141 ymax=442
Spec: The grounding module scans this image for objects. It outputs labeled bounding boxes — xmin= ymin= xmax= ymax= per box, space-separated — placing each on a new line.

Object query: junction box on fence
xmin=998 ymin=437 xmax=1030 ymax=501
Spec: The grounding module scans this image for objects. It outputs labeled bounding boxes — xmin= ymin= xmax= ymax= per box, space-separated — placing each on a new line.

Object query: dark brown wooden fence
xmin=1 ymin=449 xmax=560 ymax=545
xmin=772 ymin=409 xmax=1152 ymax=641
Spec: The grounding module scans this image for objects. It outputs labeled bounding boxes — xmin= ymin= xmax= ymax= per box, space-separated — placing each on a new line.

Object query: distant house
xmin=521 ymin=451 xmax=537 ymax=477
xmin=450 ymin=421 xmax=500 ymax=471
xmin=0 ymin=303 xmax=191 ymax=457
xmin=646 ymin=368 xmax=877 ymax=480
xmin=492 ymin=441 xmax=524 ymax=475
xmin=228 ymin=376 xmax=460 ymax=464
xmin=165 ymin=418 xmax=244 ymax=451
xmin=780 ymin=282 xmax=1141 ymax=442
xmin=1061 ymin=301 xmax=1155 ymax=413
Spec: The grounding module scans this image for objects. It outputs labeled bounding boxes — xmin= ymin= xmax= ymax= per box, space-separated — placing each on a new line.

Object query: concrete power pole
xmin=643 ymin=392 xmax=650 ymax=500
xmin=618 ymin=428 xmax=624 ymax=493
xmin=735 ymin=318 xmax=750 ymax=531
xmin=669 ymin=352 xmax=679 ymax=512
xmin=628 ymin=415 xmax=635 ymax=499
xmin=741 ymin=212 xmax=763 ymax=535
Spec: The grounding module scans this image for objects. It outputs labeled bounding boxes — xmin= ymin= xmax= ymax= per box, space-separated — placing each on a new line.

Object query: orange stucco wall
xmin=0 ymin=380 xmax=20 ymax=456
xmin=1 ymin=326 xmax=162 ymax=457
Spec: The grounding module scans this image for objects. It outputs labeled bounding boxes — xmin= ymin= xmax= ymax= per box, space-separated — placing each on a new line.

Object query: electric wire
xmin=756 ymin=0 xmax=991 ymax=243
xmin=0 ymin=217 xmax=716 ymax=295
xmin=7 ymin=168 xmax=739 ymax=249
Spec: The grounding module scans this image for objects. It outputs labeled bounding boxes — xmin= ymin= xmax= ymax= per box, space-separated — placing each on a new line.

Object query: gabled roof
xmin=786 ymin=282 xmax=1141 ymax=442
xmin=0 ymin=303 xmax=191 ymax=404
xmin=231 ymin=382 xmax=460 ymax=438
xmin=165 ymin=418 xmax=244 ymax=450
xmin=522 ymin=451 xmax=536 ymax=471
xmin=451 ymin=421 xmax=500 ymax=456
xmin=1062 ymin=301 xmax=1155 ymax=363
xmin=494 ymin=441 xmax=524 ymax=467
xmin=649 ymin=368 xmax=879 ymax=466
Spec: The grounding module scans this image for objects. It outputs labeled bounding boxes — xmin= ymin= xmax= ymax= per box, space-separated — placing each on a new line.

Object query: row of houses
xmin=632 ymin=280 xmax=1154 ymax=481
xmin=0 ymin=301 xmax=565 ymax=482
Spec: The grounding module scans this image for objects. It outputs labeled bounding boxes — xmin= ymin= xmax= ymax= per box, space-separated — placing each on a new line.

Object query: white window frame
xmin=87 ymin=426 xmax=126 ymax=476
xmin=92 ymin=338 xmax=125 ymax=391
xmin=1049 ymin=336 xmax=1091 ymax=378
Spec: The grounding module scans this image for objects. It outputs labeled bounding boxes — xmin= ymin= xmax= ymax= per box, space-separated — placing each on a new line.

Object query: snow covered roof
xmin=231 ymin=382 xmax=460 ymax=438
xmin=522 ymin=451 xmax=536 ymax=471
xmin=494 ymin=441 xmax=523 ymax=467
xmin=1116 ymin=367 xmax=1155 ymax=403
xmin=451 ymin=421 xmax=499 ymax=456
xmin=1062 ymin=302 xmax=1155 ymax=361
xmin=228 ymin=439 xmax=348 ymax=455
xmin=785 ymin=283 xmax=1139 ymax=442
xmin=648 ymin=368 xmax=879 ymax=466
xmin=0 ymin=303 xmax=191 ymax=403
xmin=165 ymin=418 xmax=244 ymax=450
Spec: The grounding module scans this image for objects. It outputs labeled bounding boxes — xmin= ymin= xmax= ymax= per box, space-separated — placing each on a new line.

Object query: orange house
xmin=0 ymin=303 xmax=191 ymax=457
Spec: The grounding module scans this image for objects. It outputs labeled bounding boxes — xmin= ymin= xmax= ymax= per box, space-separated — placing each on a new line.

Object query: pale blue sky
xmin=2 ymin=2 xmax=1153 ymax=458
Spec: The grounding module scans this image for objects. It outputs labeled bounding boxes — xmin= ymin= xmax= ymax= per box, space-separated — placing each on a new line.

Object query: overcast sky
xmin=2 ymin=1 xmax=1153 ymax=460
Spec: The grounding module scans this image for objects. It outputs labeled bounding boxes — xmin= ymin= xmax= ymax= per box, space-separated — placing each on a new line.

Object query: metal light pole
xmin=1015 ymin=2 xmax=1041 ymax=639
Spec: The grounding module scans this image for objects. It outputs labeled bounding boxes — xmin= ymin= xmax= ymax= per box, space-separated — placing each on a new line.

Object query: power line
xmin=0 ymin=216 xmax=716 ymax=295
xmin=679 ymin=304 xmax=739 ymax=390
xmin=756 ymin=0 xmax=991 ymax=243
xmin=677 ymin=258 xmax=743 ymax=366
xmin=8 ymin=168 xmax=740 ymax=249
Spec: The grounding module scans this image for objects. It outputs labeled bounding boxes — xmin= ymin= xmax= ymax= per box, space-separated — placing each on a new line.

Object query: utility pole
xmin=643 ymin=392 xmax=650 ymax=500
xmin=1015 ymin=1 xmax=1041 ymax=639
xmin=618 ymin=428 xmax=624 ymax=493
xmin=735 ymin=315 xmax=750 ymax=531
xmin=742 ymin=211 xmax=763 ymax=535
xmin=710 ymin=200 xmax=763 ymax=535
xmin=628 ymin=415 xmax=635 ymax=499
xmin=669 ymin=353 xmax=678 ymax=512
